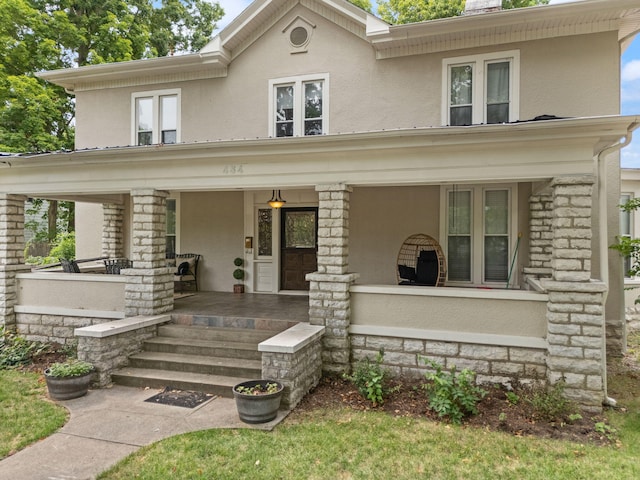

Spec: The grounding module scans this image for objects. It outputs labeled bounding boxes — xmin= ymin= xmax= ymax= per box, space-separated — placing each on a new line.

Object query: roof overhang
xmin=1 ymin=116 xmax=637 ymax=197
xmin=368 ymin=0 xmax=640 ymax=59
xmin=37 ymin=0 xmax=639 ymax=91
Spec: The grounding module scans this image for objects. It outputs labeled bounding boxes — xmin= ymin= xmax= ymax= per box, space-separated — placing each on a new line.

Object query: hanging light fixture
xmin=268 ymin=190 xmax=286 ymax=209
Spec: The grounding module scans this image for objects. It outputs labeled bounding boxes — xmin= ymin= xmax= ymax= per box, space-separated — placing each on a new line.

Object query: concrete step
xmin=158 ymin=324 xmax=275 ymax=343
xmin=111 ymin=367 xmax=248 ymax=398
xmin=144 ymin=336 xmax=262 ymax=360
xmin=127 ymin=351 xmax=262 ymax=378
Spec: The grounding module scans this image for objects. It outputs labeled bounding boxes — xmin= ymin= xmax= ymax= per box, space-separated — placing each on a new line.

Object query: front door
xmin=280 ymin=207 xmax=318 ymax=290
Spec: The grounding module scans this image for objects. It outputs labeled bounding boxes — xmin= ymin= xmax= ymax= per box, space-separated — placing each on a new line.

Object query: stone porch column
xmin=0 ymin=194 xmax=29 ymax=329
xmin=102 ymin=203 xmax=125 ymax=258
xmin=543 ymin=176 xmax=606 ymax=411
xmin=123 ymin=189 xmax=173 ymax=317
xmin=524 ymin=187 xmax=553 ymax=280
xmin=307 ymin=184 xmax=358 ymax=375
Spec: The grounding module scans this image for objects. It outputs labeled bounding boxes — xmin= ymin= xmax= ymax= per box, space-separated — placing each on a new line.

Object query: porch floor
xmin=172 ymin=291 xmax=309 ymax=322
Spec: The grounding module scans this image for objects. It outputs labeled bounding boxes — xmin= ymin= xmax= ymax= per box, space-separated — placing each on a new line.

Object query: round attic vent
xmin=289 ymin=26 xmax=308 ymax=47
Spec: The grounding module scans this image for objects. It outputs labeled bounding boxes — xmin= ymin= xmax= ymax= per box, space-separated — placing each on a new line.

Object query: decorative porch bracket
xmin=123 ymin=189 xmax=173 ymax=317
xmin=0 ymin=194 xmax=29 ymax=329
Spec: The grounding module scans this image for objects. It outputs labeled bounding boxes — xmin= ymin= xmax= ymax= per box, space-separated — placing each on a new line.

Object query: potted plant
xmin=232 ymin=379 xmax=284 ymax=424
xmin=44 ymin=359 xmax=94 ymax=401
xmin=233 ymin=257 xmax=245 ymax=293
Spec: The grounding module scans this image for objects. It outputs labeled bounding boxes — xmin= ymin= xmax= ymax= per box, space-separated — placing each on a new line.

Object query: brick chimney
xmin=464 ymin=0 xmax=502 ymax=15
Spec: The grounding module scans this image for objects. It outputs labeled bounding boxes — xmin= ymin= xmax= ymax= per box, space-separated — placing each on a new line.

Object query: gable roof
xmin=39 ymin=0 xmax=639 ymax=92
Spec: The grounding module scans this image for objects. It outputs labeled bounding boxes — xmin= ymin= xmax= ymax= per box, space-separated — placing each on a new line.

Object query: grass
xmin=97 ymin=332 xmax=640 ymax=480
xmin=0 ymin=370 xmax=68 ymax=459
xmin=97 ymin=406 xmax=640 ymax=480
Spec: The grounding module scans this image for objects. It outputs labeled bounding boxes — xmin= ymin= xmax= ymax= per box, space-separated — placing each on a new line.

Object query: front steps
xmin=111 ymin=322 xmax=288 ymax=398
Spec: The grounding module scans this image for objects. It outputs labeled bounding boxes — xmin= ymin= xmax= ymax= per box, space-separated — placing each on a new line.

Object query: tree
xmin=378 ymin=0 xmax=549 ymax=25
xmin=1 ymin=0 xmax=223 ymax=244
xmin=612 ymin=198 xmax=640 ymax=283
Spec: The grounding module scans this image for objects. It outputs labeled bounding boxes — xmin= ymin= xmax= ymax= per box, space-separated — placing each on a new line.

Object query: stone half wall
xmin=351 ymin=333 xmax=547 ymax=387
xmin=15 ymin=312 xmax=116 ymax=345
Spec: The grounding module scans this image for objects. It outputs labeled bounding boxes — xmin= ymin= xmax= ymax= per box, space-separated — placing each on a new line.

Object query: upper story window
xmin=132 ymin=89 xmax=180 ymax=145
xmin=442 ymin=51 xmax=519 ymax=126
xmin=269 ymin=74 xmax=328 ymax=137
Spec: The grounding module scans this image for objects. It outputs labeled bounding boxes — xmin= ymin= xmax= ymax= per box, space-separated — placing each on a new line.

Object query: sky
xmin=211 ymin=0 xmax=640 ymax=167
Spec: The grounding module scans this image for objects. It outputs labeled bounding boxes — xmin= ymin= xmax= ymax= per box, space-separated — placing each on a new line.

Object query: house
xmin=620 ymin=168 xmax=640 ymax=331
xmin=1 ymin=0 xmax=639 ymax=411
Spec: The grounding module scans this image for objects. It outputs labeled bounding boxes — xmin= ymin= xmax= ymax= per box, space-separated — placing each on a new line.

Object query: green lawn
xmin=0 ymin=370 xmax=68 ymax=459
xmin=96 ymin=405 xmax=640 ymax=480
xmin=97 ymin=333 xmax=640 ymax=480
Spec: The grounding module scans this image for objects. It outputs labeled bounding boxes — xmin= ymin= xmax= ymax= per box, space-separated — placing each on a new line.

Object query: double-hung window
xmin=443 ymin=51 xmax=519 ymax=126
xmin=269 ymin=74 xmax=328 ymax=137
xmin=132 ymin=89 xmax=180 ymax=145
xmin=441 ymin=185 xmax=517 ymax=286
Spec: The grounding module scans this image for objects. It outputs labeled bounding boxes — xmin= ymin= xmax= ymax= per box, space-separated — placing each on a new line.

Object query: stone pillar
xmin=102 ymin=203 xmax=125 ymax=258
xmin=543 ymin=176 xmax=605 ymax=411
xmin=307 ymin=184 xmax=358 ymax=375
xmin=123 ymin=190 xmax=173 ymax=317
xmin=525 ymin=187 xmax=553 ymax=278
xmin=0 ymin=194 xmax=29 ymax=329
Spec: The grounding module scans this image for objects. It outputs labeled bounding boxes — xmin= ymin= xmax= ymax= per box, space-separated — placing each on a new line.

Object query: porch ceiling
xmin=1 ymin=115 xmax=637 ymax=197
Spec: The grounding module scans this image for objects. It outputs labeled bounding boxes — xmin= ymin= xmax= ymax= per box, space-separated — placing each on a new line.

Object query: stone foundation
xmin=15 ymin=313 xmax=116 ymax=345
xmin=351 ymin=334 xmax=547 ymax=386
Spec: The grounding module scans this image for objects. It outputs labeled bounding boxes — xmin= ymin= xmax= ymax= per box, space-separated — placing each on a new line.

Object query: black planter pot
xmin=233 ymin=380 xmax=284 ymax=424
xmin=44 ymin=370 xmax=94 ymax=401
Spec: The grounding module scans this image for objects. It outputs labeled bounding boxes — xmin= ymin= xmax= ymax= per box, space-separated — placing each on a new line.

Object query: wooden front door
xmin=280 ymin=207 xmax=318 ymax=291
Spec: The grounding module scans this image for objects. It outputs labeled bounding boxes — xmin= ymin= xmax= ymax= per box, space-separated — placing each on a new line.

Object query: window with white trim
xmin=269 ymin=74 xmax=328 ymax=137
xmin=620 ymin=193 xmax=633 ymax=277
xmin=442 ymin=51 xmax=519 ymax=126
xmin=132 ymin=89 xmax=180 ymax=145
xmin=441 ymin=184 xmax=517 ymax=286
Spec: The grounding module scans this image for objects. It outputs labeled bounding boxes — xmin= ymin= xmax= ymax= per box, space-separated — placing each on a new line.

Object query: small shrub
xmin=421 ymin=359 xmax=487 ymax=424
xmin=45 ymin=359 xmax=93 ymax=378
xmin=505 ymin=391 xmax=519 ymax=405
xmin=594 ymin=421 xmax=618 ymax=441
xmin=50 ymin=231 xmax=75 ymax=261
xmin=0 ymin=326 xmax=49 ymax=370
xmin=343 ymin=350 xmax=396 ymax=406
xmin=524 ymin=381 xmax=577 ymax=422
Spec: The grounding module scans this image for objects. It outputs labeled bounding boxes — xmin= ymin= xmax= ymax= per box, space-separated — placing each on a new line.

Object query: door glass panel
xmin=284 ymin=211 xmax=316 ymax=248
xmin=258 ymin=208 xmax=272 ymax=257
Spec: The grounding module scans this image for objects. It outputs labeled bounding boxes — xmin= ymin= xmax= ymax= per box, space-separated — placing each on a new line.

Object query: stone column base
xmin=123 ymin=267 xmax=174 ymax=317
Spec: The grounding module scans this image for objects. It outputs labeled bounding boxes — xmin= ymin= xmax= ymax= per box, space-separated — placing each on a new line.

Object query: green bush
xmin=343 ymin=350 xmax=396 ymax=406
xmin=50 ymin=231 xmax=75 ymax=261
xmin=421 ymin=359 xmax=487 ymax=424
xmin=0 ymin=326 xmax=50 ymax=370
xmin=524 ymin=381 xmax=577 ymax=422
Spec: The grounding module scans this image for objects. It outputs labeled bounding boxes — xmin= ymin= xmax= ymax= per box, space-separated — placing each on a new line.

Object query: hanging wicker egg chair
xmin=396 ymin=233 xmax=446 ymax=286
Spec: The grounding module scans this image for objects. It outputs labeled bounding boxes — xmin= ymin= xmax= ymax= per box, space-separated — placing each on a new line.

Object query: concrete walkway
xmin=0 ymin=385 xmax=287 ymax=480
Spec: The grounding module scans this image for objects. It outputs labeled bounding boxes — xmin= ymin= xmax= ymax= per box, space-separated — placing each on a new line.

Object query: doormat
xmin=144 ymin=387 xmax=215 ymax=408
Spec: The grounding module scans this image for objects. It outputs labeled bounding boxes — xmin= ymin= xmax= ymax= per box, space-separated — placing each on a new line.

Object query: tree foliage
xmin=0 ymin=0 xmax=224 ymax=154
xmin=1 ymin=0 xmax=223 ymax=243
xmin=378 ymin=0 xmax=549 ymax=25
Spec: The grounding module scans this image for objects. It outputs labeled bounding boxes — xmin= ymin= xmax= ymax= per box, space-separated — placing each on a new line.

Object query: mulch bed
xmin=290 ymin=376 xmax=617 ymax=446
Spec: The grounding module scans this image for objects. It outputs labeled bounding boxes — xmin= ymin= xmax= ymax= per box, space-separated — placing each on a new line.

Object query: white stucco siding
xmin=351 ymin=286 xmax=548 ymax=339
xmin=75 ymin=202 xmax=103 ymax=259
xmin=71 ymin=8 xmax=621 ymax=151
xmin=350 ymin=186 xmax=441 ymax=285
xmin=179 ymin=191 xmax=244 ymax=292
